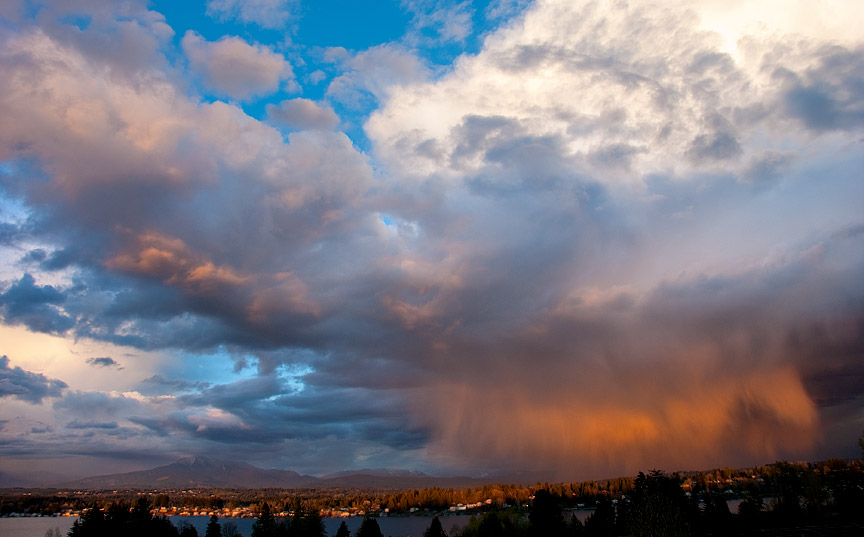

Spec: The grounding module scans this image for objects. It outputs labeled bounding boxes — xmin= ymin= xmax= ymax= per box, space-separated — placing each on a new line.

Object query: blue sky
xmin=0 ymin=0 xmax=863 ymax=486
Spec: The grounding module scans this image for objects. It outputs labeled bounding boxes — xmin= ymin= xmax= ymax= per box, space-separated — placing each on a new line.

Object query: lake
xmin=0 ymin=514 xmax=476 ymax=537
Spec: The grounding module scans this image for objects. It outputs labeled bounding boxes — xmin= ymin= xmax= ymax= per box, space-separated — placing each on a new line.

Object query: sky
xmin=0 ymin=0 xmax=862 ymax=486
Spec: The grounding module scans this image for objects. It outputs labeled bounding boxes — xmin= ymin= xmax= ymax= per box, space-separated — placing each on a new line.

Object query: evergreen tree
xmin=299 ymin=506 xmax=325 ymax=537
xmin=179 ymin=522 xmax=200 ymax=537
xmin=458 ymin=510 xmax=523 ymax=537
xmin=584 ymin=496 xmax=615 ymax=537
xmin=770 ymin=461 xmax=805 ymax=521
xmin=424 ymin=516 xmax=447 ymax=537
xmin=206 ymin=515 xmax=222 ymax=537
xmin=355 ymin=518 xmax=383 ymax=537
xmin=700 ymin=493 xmax=731 ymax=534
xmin=334 ymin=520 xmax=351 ymax=537
xmin=477 ymin=513 xmax=505 ymax=537
xmin=68 ymin=505 xmax=106 ymax=537
xmin=221 ymin=521 xmax=241 ymax=537
xmin=624 ymin=471 xmax=691 ymax=537
xmin=154 ymin=517 xmax=180 ymax=537
xmin=252 ymin=503 xmax=279 ymax=537
xmin=69 ymin=500 xmax=178 ymax=537
xmin=529 ymin=490 xmax=565 ymax=537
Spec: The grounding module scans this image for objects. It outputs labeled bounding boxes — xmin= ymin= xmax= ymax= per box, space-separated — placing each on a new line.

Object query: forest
xmin=2 ymin=459 xmax=863 ymax=536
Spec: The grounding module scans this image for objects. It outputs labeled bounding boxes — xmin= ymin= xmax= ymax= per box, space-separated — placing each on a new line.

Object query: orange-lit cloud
xmin=417 ymin=365 xmax=817 ymax=479
xmin=105 ymin=231 xmax=249 ymax=295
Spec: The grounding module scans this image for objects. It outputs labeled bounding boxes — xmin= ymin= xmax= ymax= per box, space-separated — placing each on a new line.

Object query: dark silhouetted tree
xmin=737 ymin=491 xmax=764 ymax=519
xmin=355 ymin=518 xmax=383 ymax=537
xmin=179 ymin=522 xmax=200 ymax=537
xmin=221 ymin=521 xmax=241 ymax=537
xmin=205 ymin=515 xmax=221 ymax=537
xmin=252 ymin=502 xmax=279 ymax=537
xmin=584 ymin=496 xmax=615 ymax=537
xmin=68 ymin=506 xmax=106 ymax=537
xmin=458 ymin=510 xmax=523 ymax=537
xmin=335 ymin=520 xmax=351 ymax=537
xmin=529 ymin=489 xmax=565 ymax=537
xmin=623 ymin=471 xmax=691 ymax=537
xmin=701 ymin=493 xmax=731 ymax=533
xmin=828 ymin=459 xmax=864 ymax=522
xmin=69 ymin=500 xmax=178 ymax=537
xmin=424 ymin=516 xmax=447 ymax=537
xmin=770 ymin=461 xmax=804 ymax=521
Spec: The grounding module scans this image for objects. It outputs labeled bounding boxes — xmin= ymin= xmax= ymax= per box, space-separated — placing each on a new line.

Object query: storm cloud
xmin=0 ymin=0 xmax=862 ymax=480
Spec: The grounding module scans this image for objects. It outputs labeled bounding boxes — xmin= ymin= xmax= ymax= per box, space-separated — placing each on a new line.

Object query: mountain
xmin=53 ymin=457 xmax=492 ymax=490
xmin=57 ymin=456 xmax=318 ymax=489
xmin=320 ymin=468 xmax=430 ymax=479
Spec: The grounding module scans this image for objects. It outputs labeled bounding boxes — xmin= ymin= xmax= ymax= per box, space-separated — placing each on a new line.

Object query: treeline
xmin=19 ymin=460 xmax=864 ymax=537
xmin=62 ymin=464 xmax=864 ymax=537
xmin=68 ymin=498 xmax=237 ymax=537
xmin=68 ymin=498 xmax=182 ymax=537
xmin=3 ymin=459 xmax=863 ymax=534
xmin=455 ymin=464 xmax=864 ymax=536
xmin=0 ymin=477 xmax=637 ymax=516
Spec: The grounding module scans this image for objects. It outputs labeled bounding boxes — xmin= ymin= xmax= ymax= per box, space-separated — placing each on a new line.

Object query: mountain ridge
xmin=53 ymin=457 xmax=489 ymax=490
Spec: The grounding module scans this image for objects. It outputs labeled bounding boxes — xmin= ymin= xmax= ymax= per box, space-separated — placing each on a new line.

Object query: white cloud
xmin=366 ymin=0 xmax=864 ymax=186
xmin=326 ymin=44 xmax=429 ymax=109
xmin=182 ymin=31 xmax=294 ymax=101
xmin=266 ymin=98 xmax=340 ymax=131
xmin=205 ymin=0 xmax=297 ymax=29
xmin=401 ymin=0 xmax=474 ymax=46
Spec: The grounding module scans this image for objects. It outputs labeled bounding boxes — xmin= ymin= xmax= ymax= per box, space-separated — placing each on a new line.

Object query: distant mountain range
xmin=47 ymin=456 xmax=489 ymax=490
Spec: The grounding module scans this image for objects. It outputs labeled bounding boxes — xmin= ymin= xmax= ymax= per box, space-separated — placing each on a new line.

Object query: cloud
xmin=0 ymin=355 xmax=67 ymax=404
xmin=0 ymin=24 xmax=375 ymax=351
xmin=182 ymin=31 xmax=294 ymax=100
xmin=66 ymin=420 xmax=119 ymax=430
xmin=266 ymin=98 xmax=340 ymax=130
xmin=401 ymin=0 xmax=474 ymax=46
xmin=326 ymin=44 xmax=429 ymax=109
xmin=139 ymin=375 xmax=211 ymax=394
xmin=779 ymin=46 xmax=864 ymax=132
xmin=205 ymin=0 xmax=297 ymax=29
xmin=0 ymin=0 xmax=862 ymax=478
xmin=0 ymin=274 xmax=74 ymax=334
xmin=53 ymin=391 xmax=144 ymax=419
xmin=86 ymin=357 xmax=121 ymax=368
xmin=687 ymin=132 xmax=742 ymax=163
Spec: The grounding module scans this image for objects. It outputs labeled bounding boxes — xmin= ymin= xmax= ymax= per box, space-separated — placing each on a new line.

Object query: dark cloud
xmin=139 ymin=375 xmax=210 ymax=394
xmin=0 ymin=222 xmax=18 ymax=245
xmin=0 ymin=274 xmax=74 ymax=334
xmin=19 ymin=248 xmax=47 ymax=265
xmin=0 ymin=356 xmax=67 ymax=404
xmin=66 ymin=420 xmax=119 ymax=430
xmin=781 ymin=47 xmax=864 ymax=131
xmin=687 ymin=132 xmax=742 ymax=163
xmin=741 ymin=151 xmax=796 ymax=184
xmin=86 ymin=357 xmax=121 ymax=368
xmin=53 ymin=391 xmax=143 ymax=419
